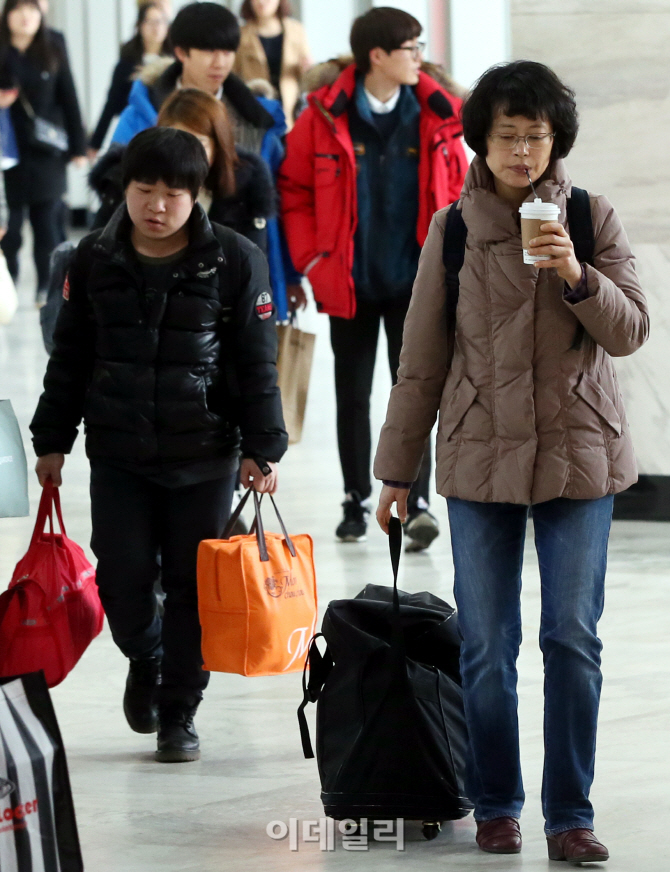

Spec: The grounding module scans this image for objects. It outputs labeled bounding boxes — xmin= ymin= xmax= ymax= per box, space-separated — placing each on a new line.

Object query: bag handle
xmin=387 ymin=516 xmax=409 ymax=663
xmin=389 ymin=515 xmax=402 ymax=613
xmin=249 ymin=494 xmax=297 ymax=558
xmin=220 ymin=488 xmax=270 ymax=562
xmin=30 ymin=480 xmax=67 ymax=547
xmin=223 ymin=489 xmax=297 ymax=560
xmin=297 ymin=633 xmax=333 ymax=759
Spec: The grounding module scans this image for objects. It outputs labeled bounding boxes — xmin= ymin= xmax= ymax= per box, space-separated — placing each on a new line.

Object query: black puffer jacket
xmin=31 ymin=204 xmax=287 ymax=466
xmin=89 ymin=144 xmax=276 ymax=252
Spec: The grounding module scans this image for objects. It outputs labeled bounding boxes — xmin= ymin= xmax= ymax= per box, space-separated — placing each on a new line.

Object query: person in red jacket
xmin=279 ymin=6 xmax=467 ymax=547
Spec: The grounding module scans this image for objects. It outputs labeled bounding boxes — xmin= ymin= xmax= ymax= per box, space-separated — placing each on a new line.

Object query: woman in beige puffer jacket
xmin=374 ymin=61 xmax=649 ymax=862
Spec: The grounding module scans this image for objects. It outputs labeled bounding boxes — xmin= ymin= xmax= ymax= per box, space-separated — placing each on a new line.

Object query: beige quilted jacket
xmin=374 ymin=157 xmax=649 ymax=504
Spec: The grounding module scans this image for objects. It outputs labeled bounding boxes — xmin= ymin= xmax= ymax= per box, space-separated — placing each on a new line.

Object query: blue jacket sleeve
xmin=111 ymin=80 xmax=157 ymax=145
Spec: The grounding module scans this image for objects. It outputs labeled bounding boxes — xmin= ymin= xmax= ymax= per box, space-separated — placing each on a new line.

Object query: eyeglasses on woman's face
xmin=394 ymin=41 xmax=426 ymax=61
xmin=488 ymin=133 xmax=555 ymax=151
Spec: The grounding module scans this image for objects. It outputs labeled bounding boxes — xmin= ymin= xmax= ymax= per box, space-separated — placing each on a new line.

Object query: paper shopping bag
xmin=197 ymin=490 xmax=317 ymax=677
xmin=0 ymin=671 xmax=84 ymax=872
xmin=0 ymin=400 xmax=29 ymax=518
xmin=276 ymin=321 xmax=315 ymax=444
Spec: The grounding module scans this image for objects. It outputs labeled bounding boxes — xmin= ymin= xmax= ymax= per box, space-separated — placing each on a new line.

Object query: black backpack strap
xmin=566 ymin=187 xmax=595 ymax=267
xmin=442 ymin=201 xmax=467 ymax=332
xmin=565 ymin=187 xmax=595 ymax=350
xmin=297 ymin=633 xmax=333 ymax=759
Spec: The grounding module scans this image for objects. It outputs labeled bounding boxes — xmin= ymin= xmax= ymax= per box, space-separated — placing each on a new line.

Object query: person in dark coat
xmin=88 ymin=2 xmax=171 ymax=159
xmin=31 ymin=128 xmax=287 ymax=763
xmin=0 ymin=0 xmax=86 ymax=303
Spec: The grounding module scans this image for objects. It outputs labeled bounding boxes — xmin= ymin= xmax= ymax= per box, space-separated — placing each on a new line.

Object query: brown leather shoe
xmin=547 ymin=829 xmax=609 ymax=864
xmin=476 ymin=817 xmax=522 ymax=854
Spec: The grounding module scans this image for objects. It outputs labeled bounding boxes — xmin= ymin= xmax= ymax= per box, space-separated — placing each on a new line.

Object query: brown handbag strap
xmin=221 ymin=488 xmax=269 ymax=562
xmin=251 ymin=490 xmax=269 ymax=562
xmin=249 ymin=494 xmax=297 ymax=558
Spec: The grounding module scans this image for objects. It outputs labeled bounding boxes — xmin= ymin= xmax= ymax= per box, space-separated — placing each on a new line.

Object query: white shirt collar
xmin=364 ymin=86 xmax=401 ymax=115
xmin=177 ymin=78 xmax=223 ymax=100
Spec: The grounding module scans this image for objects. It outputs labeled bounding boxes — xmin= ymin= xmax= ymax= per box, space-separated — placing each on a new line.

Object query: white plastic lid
xmin=519 ymin=199 xmax=560 ymax=218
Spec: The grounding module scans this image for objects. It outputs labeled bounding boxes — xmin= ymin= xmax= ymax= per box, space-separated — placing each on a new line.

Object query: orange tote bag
xmin=197 ymin=490 xmax=317 ymax=677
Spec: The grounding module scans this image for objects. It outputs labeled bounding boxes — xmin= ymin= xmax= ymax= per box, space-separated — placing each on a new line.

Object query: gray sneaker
xmin=404 ymin=508 xmax=440 ymax=552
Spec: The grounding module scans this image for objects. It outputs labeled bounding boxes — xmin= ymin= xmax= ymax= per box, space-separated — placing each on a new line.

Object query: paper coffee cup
xmin=519 ymin=199 xmax=560 ymax=264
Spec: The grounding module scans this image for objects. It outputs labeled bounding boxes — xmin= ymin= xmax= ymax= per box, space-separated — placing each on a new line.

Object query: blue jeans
xmin=447 ymin=495 xmax=614 ymax=834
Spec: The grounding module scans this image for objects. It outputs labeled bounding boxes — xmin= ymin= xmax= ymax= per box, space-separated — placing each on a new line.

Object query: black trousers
xmin=90 ymin=463 xmax=236 ymax=707
xmin=330 ymin=296 xmax=431 ymax=506
xmin=1 ymin=200 xmax=61 ymax=291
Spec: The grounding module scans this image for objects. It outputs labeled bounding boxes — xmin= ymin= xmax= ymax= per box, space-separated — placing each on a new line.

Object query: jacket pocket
xmin=314 ymin=155 xmax=341 ymax=252
xmin=441 ymin=375 xmax=478 ymax=441
xmin=314 ymin=153 xmax=340 ymax=186
xmin=575 ymin=374 xmax=622 ymax=436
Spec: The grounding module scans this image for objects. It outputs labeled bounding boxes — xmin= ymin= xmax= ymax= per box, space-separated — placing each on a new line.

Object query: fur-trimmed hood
xmin=133 ymin=56 xmax=174 ymax=88
xmin=301 ymin=55 xmax=467 ymax=101
xmin=135 ymin=56 xmax=174 ymax=86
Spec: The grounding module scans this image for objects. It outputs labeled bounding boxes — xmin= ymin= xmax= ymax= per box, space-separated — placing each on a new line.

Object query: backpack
xmin=442 ymin=186 xmax=595 ymax=350
xmin=297 ymin=518 xmax=472 ymax=837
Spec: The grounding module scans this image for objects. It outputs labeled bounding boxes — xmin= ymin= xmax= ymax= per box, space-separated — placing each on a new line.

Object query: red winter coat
xmin=278 ymin=63 xmax=468 ymax=319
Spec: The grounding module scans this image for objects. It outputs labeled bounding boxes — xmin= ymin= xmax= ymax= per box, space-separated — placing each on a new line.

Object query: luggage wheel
xmin=421 ymin=821 xmax=441 ymax=840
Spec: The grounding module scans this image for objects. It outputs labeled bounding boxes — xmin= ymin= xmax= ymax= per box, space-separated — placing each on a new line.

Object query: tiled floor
xmin=1 ymin=247 xmax=669 ymax=871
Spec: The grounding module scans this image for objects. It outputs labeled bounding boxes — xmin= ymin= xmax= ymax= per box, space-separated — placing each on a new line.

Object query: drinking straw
xmin=525 ymin=169 xmax=539 ymax=199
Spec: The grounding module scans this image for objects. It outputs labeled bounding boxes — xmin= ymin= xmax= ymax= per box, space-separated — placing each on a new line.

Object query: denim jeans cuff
xmin=545 ymin=822 xmax=594 ymax=837
xmin=475 ymin=813 xmax=521 ymax=824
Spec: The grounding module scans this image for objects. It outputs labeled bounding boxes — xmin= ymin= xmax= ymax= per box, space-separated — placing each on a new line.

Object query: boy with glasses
xmin=279 ymin=6 xmax=467 ymax=548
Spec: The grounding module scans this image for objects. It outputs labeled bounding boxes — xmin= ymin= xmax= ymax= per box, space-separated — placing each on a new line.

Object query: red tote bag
xmin=0 ymin=481 xmax=104 ymax=687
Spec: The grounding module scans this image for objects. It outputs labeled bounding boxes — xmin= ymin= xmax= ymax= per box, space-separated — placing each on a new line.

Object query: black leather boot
xmin=123 ymin=656 xmax=161 ymax=734
xmin=155 ymin=703 xmax=200 ymax=763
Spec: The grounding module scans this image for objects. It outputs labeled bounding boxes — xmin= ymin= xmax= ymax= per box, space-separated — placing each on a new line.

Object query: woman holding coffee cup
xmin=374 ymin=60 xmax=648 ymax=862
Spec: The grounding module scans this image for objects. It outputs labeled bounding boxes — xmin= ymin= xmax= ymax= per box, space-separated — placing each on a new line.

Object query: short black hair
xmin=122 ymin=127 xmax=209 ymax=200
xmin=350 ymin=6 xmax=422 ymax=75
xmin=169 ymin=1 xmax=240 ymax=52
xmin=462 ymin=60 xmax=579 ymax=160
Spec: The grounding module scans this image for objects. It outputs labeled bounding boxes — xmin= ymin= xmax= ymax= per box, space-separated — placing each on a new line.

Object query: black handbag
xmin=297 ymin=517 xmax=472 ymax=837
xmin=20 ymin=93 xmax=69 ymax=155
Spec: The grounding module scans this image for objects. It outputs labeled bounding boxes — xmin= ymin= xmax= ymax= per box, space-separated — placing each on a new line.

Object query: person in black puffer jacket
xmin=89 ymin=88 xmax=276 ymax=254
xmin=30 ymin=128 xmax=287 ymax=763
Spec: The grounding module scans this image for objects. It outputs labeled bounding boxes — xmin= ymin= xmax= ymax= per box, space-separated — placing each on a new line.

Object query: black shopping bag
xmin=0 ymin=672 xmax=83 ymax=872
xmin=298 ymin=518 xmax=472 ymax=826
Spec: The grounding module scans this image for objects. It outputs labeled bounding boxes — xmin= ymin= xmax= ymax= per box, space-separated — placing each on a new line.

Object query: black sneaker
xmin=123 ymin=656 xmax=161 ymax=734
xmin=155 ymin=703 xmax=200 ymax=763
xmin=335 ymin=492 xmax=371 ymax=542
xmin=404 ymin=507 xmax=440 ymax=552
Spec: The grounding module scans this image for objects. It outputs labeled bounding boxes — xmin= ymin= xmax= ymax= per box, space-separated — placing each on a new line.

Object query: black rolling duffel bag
xmin=297 ymin=517 xmax=472 ymax=836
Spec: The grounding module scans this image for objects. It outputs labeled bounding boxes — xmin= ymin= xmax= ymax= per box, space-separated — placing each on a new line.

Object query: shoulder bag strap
xmin=297 ymin=633 xmax=333 ymax=759
xmin=442 ymin=201 xmax=467 ymax=334
xmin=566 ymin=187 xmax=595 ymax=350
xmin=566 ymin=186 xmax=595 ymax=267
